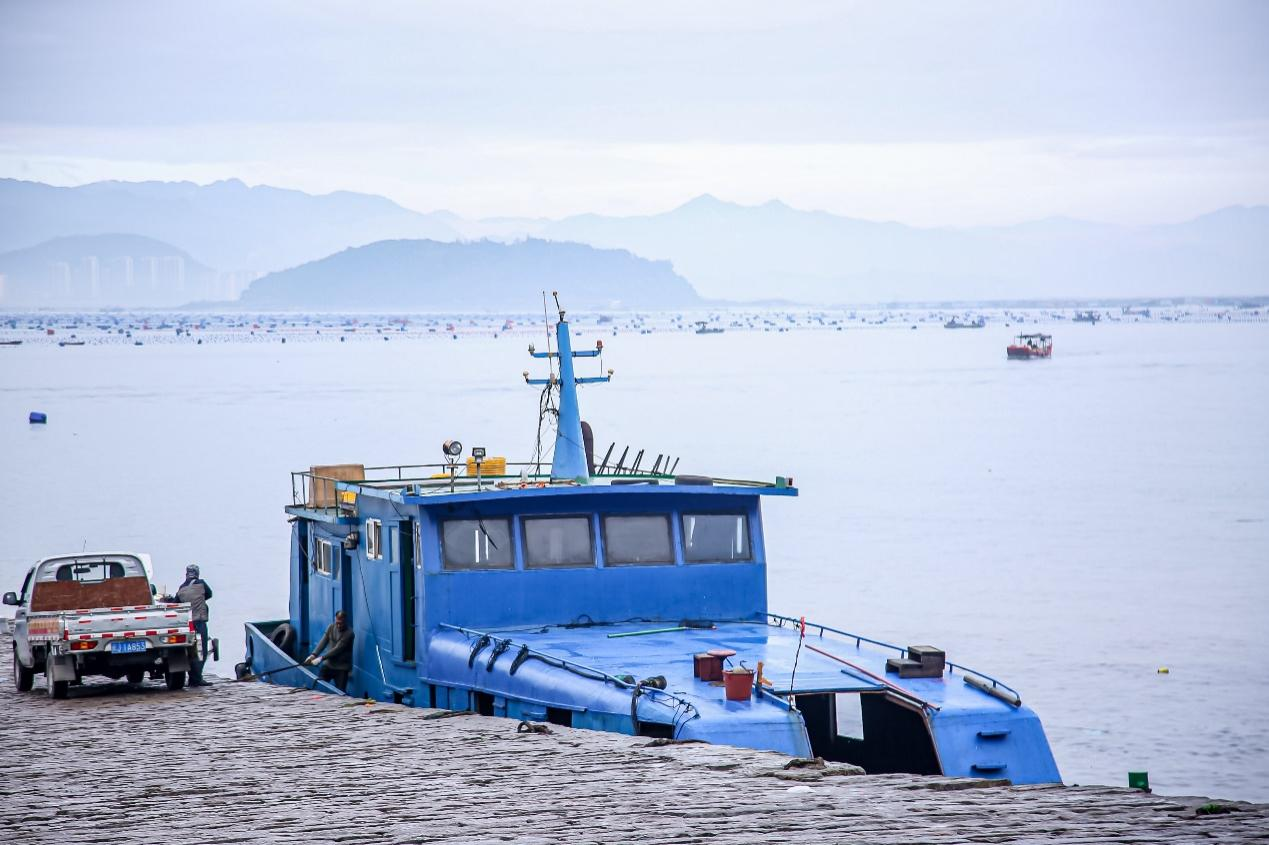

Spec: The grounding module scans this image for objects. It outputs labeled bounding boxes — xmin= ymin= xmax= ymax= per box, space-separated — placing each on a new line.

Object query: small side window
xmin=603 ymin=515 xmax=674 ymax=565
xmin=314 ymin=539 xmax=336 ymax=576
xmin=366 ymin=518 xmax=382 ymax=560
xmin=442 ymin=519 xmax=514 ymax=570
xmin=682 ymin=513 xmax=751 ymax=562
xmin=524 ymin=516 xmax=594 ymax=569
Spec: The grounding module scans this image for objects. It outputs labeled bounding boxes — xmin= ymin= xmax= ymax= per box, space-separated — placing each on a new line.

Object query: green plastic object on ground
xmin=606 ymin=626 xmax=689 ymax=639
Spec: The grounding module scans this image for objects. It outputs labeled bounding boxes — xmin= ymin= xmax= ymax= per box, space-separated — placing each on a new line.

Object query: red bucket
xmin=723 ymin=667 xmax=754 ymax=701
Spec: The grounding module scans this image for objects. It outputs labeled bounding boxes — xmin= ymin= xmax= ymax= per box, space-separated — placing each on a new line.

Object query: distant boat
xmin=1007 ymin=333 xmax=1053 ymax=360
xmin=695 ymin=321 xmax=724 ymax=334
xmin=944 ymin=317 xmax=985 ymax=329
xmin=58 ymin=340 xmax=86 ymax=347
xmin=0 ymin=340 xmax=22 ymax=346
xmin=1073 ymin=311 xmax=1100 ymax=324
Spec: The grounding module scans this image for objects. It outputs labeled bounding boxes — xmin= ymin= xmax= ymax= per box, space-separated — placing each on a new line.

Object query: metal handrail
xmin=766 ymin=612 xmax=1022 ymax=700
xmin=290 ymin=464 xmax=783 ymax=506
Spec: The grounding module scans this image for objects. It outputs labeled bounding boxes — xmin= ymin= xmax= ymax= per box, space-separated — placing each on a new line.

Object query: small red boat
xmin=1007 ymin=333 xmax=1052 ymax=359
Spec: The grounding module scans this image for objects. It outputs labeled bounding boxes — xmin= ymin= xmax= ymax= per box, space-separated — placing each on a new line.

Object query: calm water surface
xmin=2 ymin=320 xmax=1266 ymax=801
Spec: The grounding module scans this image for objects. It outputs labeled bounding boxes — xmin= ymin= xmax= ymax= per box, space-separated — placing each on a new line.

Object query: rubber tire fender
xmin=270 ymin=622 xmax=297 ymax=657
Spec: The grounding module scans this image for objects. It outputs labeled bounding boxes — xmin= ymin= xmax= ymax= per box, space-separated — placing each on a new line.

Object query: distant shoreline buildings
xmin=0 ymin=247 xmax=260 ymax=307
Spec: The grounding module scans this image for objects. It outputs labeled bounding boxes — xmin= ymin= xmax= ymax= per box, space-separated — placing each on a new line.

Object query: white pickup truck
xmin=4 ymin=552 xmax=196 ymax=698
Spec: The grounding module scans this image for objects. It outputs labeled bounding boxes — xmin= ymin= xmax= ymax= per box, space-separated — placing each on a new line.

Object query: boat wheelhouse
xmin=244 ymin=298 xmax=1061 ymax=784
xmin=1007 ymin=333 xmax=1053 ymax=359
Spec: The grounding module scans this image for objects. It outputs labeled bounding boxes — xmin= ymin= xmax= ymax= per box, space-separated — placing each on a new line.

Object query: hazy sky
xmin=2 ymin=1 xmax=1267 ymax=225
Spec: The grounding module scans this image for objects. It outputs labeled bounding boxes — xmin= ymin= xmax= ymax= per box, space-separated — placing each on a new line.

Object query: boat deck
xmin=464 ymin=616 xmax=1016 ymax=716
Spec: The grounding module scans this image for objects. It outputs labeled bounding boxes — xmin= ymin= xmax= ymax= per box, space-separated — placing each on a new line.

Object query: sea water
xmin=2 ymin=318 xmax=1266 ymax=801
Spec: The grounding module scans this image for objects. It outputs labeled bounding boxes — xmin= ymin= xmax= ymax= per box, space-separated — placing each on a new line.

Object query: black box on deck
xmin=885 ymin=645 xmax=946 ymax=679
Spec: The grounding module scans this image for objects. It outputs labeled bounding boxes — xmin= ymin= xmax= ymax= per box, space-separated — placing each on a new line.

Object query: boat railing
xmin=766 ymin=612 xmax=1022 ymax=701
xmin=290 ymin=464 xmax=790 ymax=507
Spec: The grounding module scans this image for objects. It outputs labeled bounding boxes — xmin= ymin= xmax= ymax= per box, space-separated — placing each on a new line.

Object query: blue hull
xmin=245 ymin=615 xmax=1061 ymax=784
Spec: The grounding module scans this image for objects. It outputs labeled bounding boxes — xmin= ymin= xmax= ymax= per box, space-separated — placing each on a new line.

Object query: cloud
xmin=1 ymin=1 xmax=1266 ymax=223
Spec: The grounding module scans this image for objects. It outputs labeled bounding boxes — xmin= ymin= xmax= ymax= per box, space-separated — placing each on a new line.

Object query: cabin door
xmin=295 ymin=521 xmax=311 ymax=655
xmin=336 ymin=546 xmax=353 ymax=628
xmin=398 ymin=520 xmax=416 ymax=662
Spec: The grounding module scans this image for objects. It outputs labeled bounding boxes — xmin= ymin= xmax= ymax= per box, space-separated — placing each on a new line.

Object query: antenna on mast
xmin=524 ymin=293 xmax=613 ymax=482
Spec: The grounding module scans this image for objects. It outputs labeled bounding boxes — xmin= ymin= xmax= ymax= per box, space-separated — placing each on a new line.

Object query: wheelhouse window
xmin=366 ymin=518 xmax=382 ymax=560
xmin=603 ymin=515 xmax=674 ymax=565
xmin=314 ymin=539 xmax=337 ymax=576
xmin=682 ymin=513 xmax=751 ymax=562
xmin=442 ymin=518 xmax=513 ymax=571
xmin=524 ymin=516 xmax=594 ymax=569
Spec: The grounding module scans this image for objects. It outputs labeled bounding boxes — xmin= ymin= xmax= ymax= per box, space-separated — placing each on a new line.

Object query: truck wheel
xmin=126 ymin=668 xmax=145 ymax=685
xmin=12 ymin=646 xmax=34 ymax=692
xmin=45 ymin=655 xmax=68 ymax=700
xmin=166 ymin=670 xmax=187 ymax=691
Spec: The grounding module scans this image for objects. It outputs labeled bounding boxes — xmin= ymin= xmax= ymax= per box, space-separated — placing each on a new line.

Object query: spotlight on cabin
xmin=442 ymin=439 xmax=463 ymax=459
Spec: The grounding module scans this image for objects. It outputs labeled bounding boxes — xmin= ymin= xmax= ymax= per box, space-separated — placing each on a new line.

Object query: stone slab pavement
xmin=1 ymin=635 xmax=1265 ymax=844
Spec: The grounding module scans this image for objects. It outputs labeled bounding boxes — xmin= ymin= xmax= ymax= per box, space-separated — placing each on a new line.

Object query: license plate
xmin=114 ymin=640 xmax=148 ymax=654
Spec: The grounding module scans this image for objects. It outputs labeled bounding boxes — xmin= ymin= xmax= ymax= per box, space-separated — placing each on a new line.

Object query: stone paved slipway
xmin=1 ymin=636 xmax=1265 ymax=844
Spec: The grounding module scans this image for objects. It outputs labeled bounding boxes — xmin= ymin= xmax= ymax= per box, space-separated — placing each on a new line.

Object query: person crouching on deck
xmin=305 ymin=610 xmax=354 ymax=692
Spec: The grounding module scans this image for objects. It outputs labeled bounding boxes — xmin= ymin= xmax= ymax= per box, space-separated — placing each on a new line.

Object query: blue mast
xmin=525 ymin=294 xmax=611 ymax=481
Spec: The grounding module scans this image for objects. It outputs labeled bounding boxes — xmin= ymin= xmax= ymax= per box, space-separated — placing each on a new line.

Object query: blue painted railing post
xmin=551 ymin=317 xmax=589 ymax=481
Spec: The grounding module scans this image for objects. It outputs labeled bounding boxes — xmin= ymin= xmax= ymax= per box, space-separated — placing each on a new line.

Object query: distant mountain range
xmin=1 ymin=178 xmax=1264 ymax=307
xmin=237 ymin=238 xmax=698 ymax=311
xmin=536 ymin=195 xmax=1269 ymax=301
xmin=0 ymin=178 xmax=458 ymax=275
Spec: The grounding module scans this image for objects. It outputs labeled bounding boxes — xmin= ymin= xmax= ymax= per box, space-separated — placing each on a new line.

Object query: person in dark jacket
xmin=166 ymin=564 xmax=214 ymax=687
xmin=305 ymin=610 xmax=354 ymax=692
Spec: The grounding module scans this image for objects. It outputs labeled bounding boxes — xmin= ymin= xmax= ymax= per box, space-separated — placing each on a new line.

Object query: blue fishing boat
xmin=243 ymin=296 xmax=1060 ymax=784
